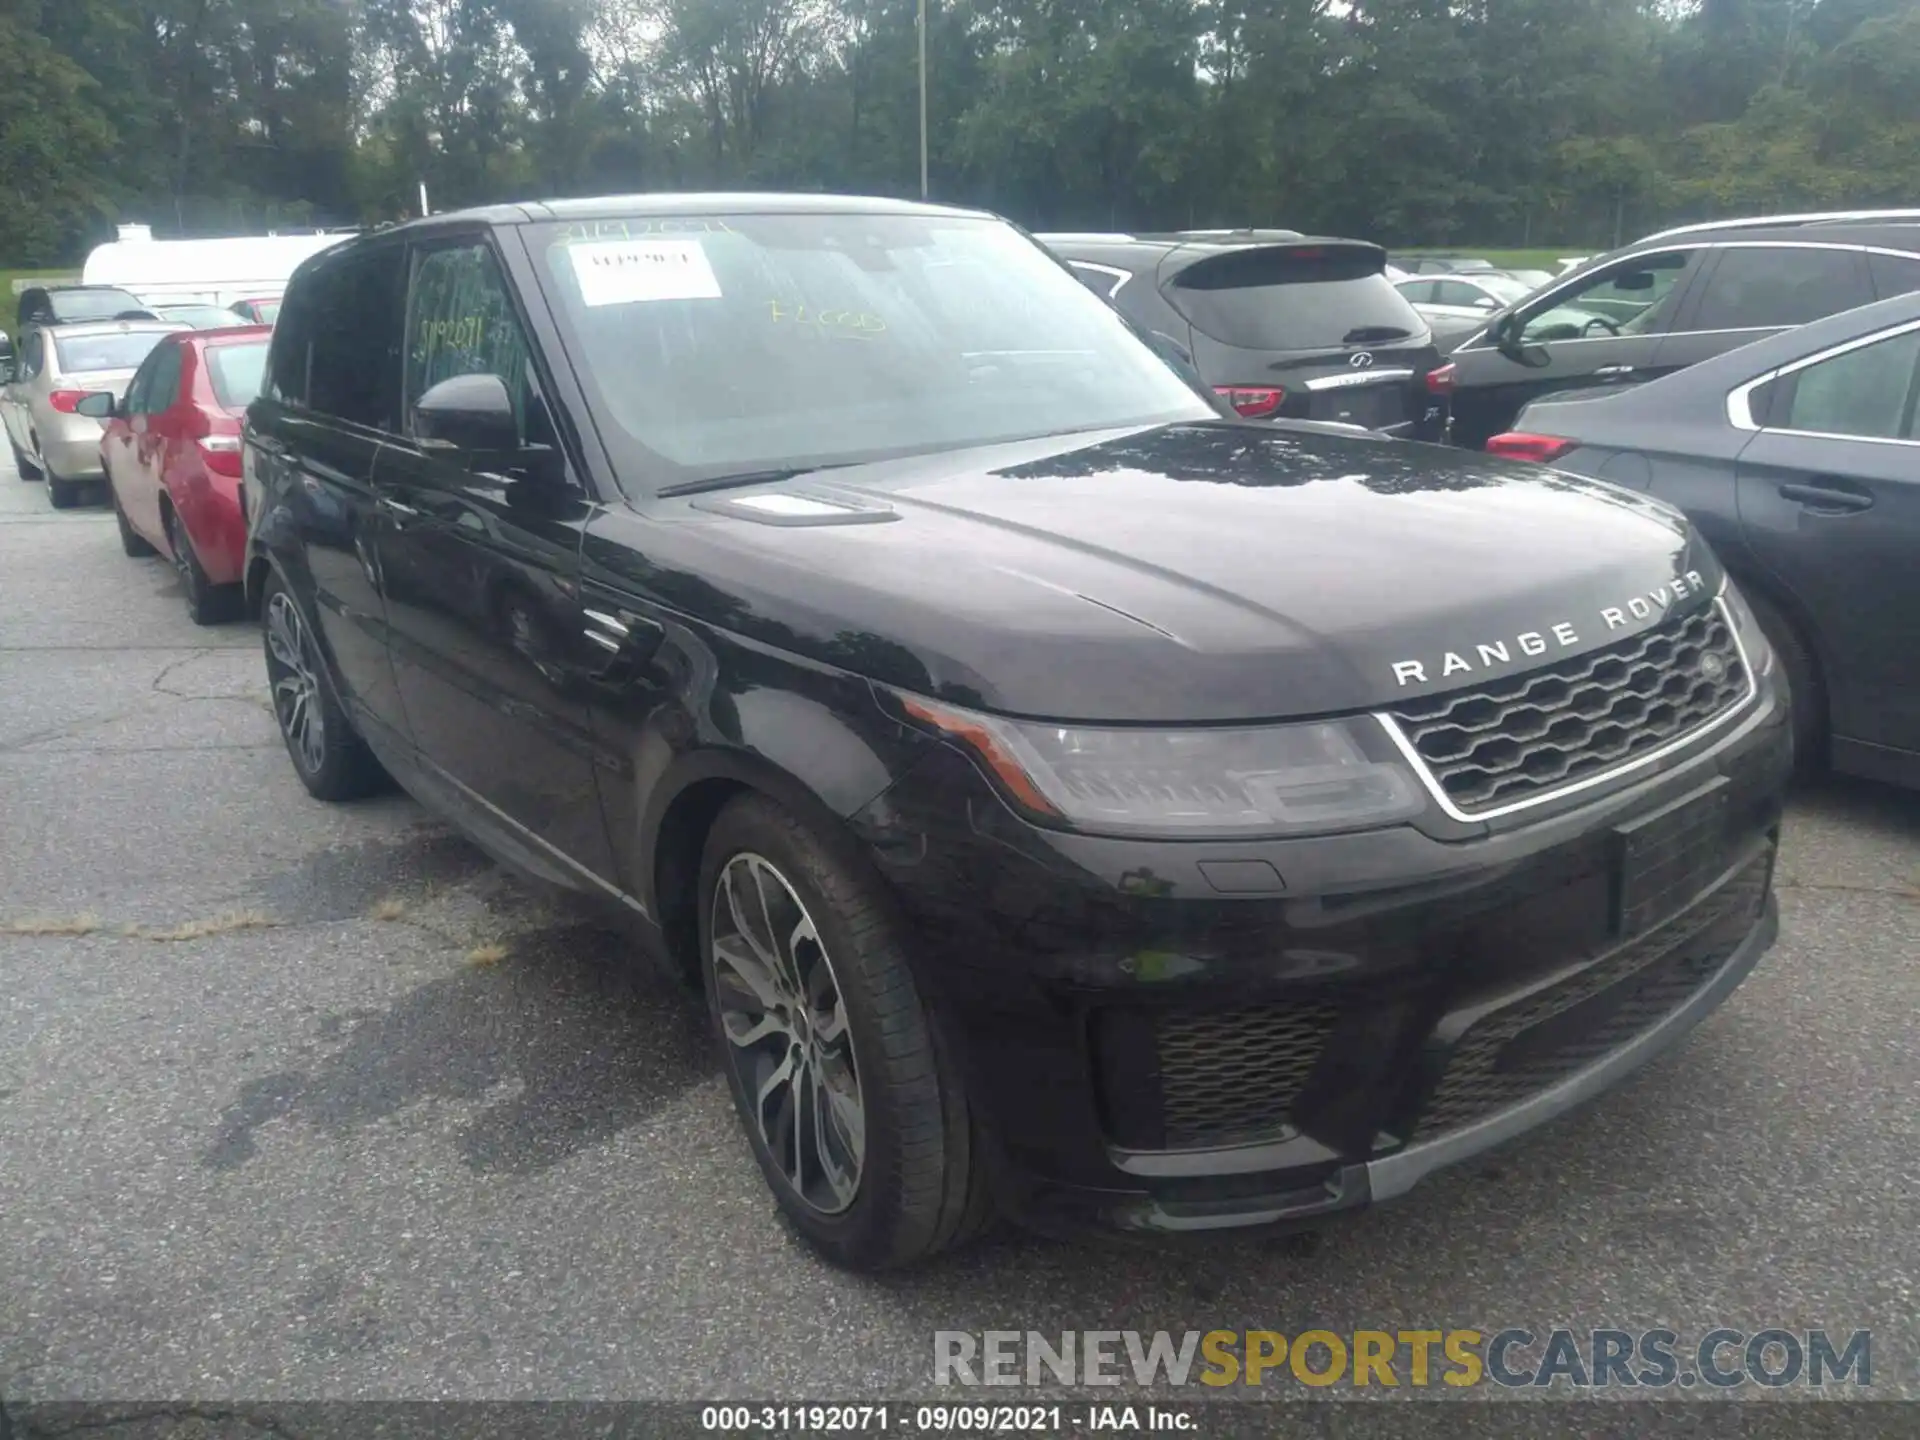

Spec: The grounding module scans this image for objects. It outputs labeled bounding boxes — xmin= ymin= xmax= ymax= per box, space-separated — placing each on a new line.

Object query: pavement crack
xmin=1777 ymin=878 xmax=1920 ymax=903
xmin=4 ymin=1406 xmax=305 ymax=1440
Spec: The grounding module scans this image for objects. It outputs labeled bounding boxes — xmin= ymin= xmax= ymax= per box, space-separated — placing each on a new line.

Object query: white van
xmin=81 ymin=225 xmax=354 ymax=314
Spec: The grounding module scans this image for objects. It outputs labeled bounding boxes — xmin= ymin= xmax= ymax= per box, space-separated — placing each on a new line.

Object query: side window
xmin=1690 ymin=246 xmax=1871 ymax=333
xmin=123 ymin=349 xmax=162 ymax=415
xmin=142 ymin=343 xmax=183 ymax=413
xmin=1768 ymin=328 xmax=1920 ymax=441
xmin=1434 ymin=280 xmax=1486 ymax=308
xmin=1519 ymin=250 xmax=1699 ymax=341
xmin=403 ymin=242 xmax=538 ymax=443
xmin=1397 ymin=280 xmax=1437 ymax=304
xmin=265 ymin=283 xmax=314 ymax=406
xmin=304 ymin=247 xmax=406 ymax=430
xmin=19 ymin=332 xmax=44 ymax=380
xmin=1869 ymin=252 xmax=1920 ymax=301
xmin=1067 ymin=263 xmax=1125 ymax=301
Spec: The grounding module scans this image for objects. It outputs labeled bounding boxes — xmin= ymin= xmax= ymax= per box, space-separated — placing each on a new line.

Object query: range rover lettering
xmin=243 ymin=195 xmax=1793 ymax=1270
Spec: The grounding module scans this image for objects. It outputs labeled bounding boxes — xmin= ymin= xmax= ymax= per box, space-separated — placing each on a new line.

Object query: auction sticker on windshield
xmin=569 ymin=238 xmax=723 ymax=306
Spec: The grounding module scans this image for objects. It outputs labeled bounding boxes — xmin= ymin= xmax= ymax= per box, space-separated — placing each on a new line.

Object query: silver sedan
xmin=0 ymin=319 xmax=184 ymax=508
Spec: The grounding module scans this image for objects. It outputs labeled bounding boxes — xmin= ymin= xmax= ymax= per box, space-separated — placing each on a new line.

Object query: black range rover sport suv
xmin=242 ymin=195 xmax=1791 ymax=1270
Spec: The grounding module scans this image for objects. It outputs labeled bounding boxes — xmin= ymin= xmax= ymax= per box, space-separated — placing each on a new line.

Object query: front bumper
xmin=853 ymin=674 xmax=1791 ymax=1240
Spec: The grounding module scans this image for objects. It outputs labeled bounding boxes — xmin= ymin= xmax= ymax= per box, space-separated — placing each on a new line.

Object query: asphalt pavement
xmin=2 ymin=454 xmax=1919 ymax=1408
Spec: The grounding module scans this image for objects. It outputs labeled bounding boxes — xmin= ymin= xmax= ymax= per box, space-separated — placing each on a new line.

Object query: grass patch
xmin=465 ymin=942 xmax=510 ymax=968
xmin=1394 ymin=247 xmax=1596 ymax=271
xmin=0 ymin=268 xmax=82 ymax=310
xmin=370 ymin=897 xmax=408 ymax=922
xmin=130 ymin=910 xmax=280 ymax=942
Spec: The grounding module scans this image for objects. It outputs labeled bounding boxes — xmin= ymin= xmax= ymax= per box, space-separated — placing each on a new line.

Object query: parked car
xmin=1397 ymin=255 xmax=1498 ymax=276
xmin=243 ymin=194 xmax=1789 ymax=1270
xmin=1500 ymin=267 xmax=1557 ymax=290
xmin=150 ymin=303 xmax=252 ymax=330
xmin=16 ymin=284 xmax=155 ymax=328
xmin=1444 ymin=210 xmax=1920 ymax=448
xmin=1487 ymin=289 xmax=1920 ymax=791
xmin=1398 ymin=271 xmax=1556 ymax=323
xmin=81 ymin=324 xmax=271 ymax=621
xmin=229 ymin=297 xmax=282 ymax=324
xmin=1039 ymin=231 xmax=1448 ymax=436
xmin=0 ymin=319 xmax=184 ymax=507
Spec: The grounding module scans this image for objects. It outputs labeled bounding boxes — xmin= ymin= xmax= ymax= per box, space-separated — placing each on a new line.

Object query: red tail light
xmin=1485 ymin=432 xmax=1576 ymax=464
xmin=1425 ymin=363 xmax=1456 ymax=395
xmin=1214 ymin=385 xmax=1285 ymax=419
xmin=48 ymin=390 xmax=90 ymax=414
xmin=198 ymin=434 xmax=243 ymax=479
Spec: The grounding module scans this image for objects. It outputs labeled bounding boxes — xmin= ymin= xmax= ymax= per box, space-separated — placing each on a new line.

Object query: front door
xmin=1734 ymin=318 xmax=1920 ymax=758
xmin=375 ymin=235 xmax=616 ymax=883
xmin=126 ymin=340 xmax=183 ymax=541
xmin=1449 ymin=247 xmax=1709 ymax=447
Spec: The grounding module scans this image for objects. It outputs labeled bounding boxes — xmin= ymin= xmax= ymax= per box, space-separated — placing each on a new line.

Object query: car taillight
xmin=1214 ymin=385 xmax=1285 ymax=419
xmin=1485 ymin=432 xmax=1576 ymax=464
xmin=48 ymin=390 xmax=89 ymax=414
xmin=1425 ymin=363 xmax=1456 ymax=395
xmin=198 ymin=434 xmax=243 ymax=478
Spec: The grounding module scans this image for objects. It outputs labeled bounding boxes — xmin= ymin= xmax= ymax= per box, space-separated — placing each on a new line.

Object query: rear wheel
xmin=699 ymin=793 xmax=993 ymax=1270
xmin=261 ymin=573 xmax=390 ymax=801
xmin=45 ymin=466 xmax=81 ymax=510
xmin=168 ymin=507 xmax=240 ymax=624
xmin=113 ymin=483 xmax=156 ymax=557
xmin=10 ymin=439 xmax=39 ymax=480
xmin=1746 ymin=588 xmax=1823 ymax=773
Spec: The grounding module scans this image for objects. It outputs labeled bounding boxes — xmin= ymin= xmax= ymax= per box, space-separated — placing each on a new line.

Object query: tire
xmin=260 ymin=571 xmax=391 ymax=801
xmin=10 ymin=439 xmax=39 ymax=480
xmin=45 ymin=467 xmax=80 ymax=509
xmin=698 ymin=792 xmax=994 ymax=1270
xmin=113 ymin=483 xmax=156 ymax=557
xmin=1745 ymin=588 xmax=1823 ymax=773
xmin=168 ymin=506 xmax=240 ymax=624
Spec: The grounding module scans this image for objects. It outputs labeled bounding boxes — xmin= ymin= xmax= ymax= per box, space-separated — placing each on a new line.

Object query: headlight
xmin=898 ymin=695 xmax=1427 ymax=838
xmin=1717 ymin=576 xmax=1774 ymax=679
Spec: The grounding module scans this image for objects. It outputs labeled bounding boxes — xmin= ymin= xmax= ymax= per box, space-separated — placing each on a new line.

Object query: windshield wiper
xmin=657 ymin=463 xmax=855 ymax=499
xmin=1342 ymin=325 xmax=1413 ymax=344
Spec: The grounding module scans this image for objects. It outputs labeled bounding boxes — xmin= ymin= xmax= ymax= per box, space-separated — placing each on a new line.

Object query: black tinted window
xmin=1691 ymin=246 xmax=1870 ymax=332
xmin=1869 ymin=252 xmax=1920 ymax=301
xmin=265 ymin=285 xmax=312 ymax=405
xmin=1168 ymin=249 xmax=1422 ymax=350
xmin=301 ymin=247 xmax=405 ymax=429
xmin=1773 ymin=327 xmax=1920 ymax=440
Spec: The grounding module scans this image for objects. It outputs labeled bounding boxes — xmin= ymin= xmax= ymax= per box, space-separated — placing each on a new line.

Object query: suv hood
xmin=584 ymin=422 xmax=1720 ymax=723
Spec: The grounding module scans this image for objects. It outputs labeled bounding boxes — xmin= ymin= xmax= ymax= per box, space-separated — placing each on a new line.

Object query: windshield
xmin=532 ymin=213 xmax=1212 ymax=485
xmin=53 ymin=331 xmax=172 ymax=373
xmin=205 ymin=340 xmax=269 ymax=410
xmin=48 ymin=289 xmax=146 ymax=323
xmin=158 ymin=305 xmax=243 ymax=329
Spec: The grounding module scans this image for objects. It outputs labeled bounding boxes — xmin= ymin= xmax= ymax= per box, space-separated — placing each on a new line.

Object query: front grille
xmin=1411 ymin=848 xmax=1771 ymax=1143
xmin=1386 ymin=603 xmax=1749 ymax=816
xmin=1154 ymin=1002 xmax=1343 ymax=1148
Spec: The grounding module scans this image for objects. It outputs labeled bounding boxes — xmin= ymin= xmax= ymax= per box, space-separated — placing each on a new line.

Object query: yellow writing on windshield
xmin=420 ymin=316 xmax=486 ymax=350
xmin=767 ymin=300 xmax=886 ymax=337
xmin=558 ymin=217 xmax=737 ymax=242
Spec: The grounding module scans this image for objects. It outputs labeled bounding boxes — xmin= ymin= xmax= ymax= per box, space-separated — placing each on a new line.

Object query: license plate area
xmin=1312 ymin=382 xmax=1406 ymax=430
xmin=1611 ymin=778 xmax=1731 ymax=938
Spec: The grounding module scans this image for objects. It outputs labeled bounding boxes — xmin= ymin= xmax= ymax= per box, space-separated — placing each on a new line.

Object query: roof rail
xmin=1640 ymin=208 xmax=1920 ymax=242
xmin=1031 ymin=232 xmax=1137 ymax=243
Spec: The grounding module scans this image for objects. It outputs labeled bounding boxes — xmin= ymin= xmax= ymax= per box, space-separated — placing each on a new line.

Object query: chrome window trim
xmin=1725 ymin=314 xmax=1920 ymax=436
xmin=1064 ymin=261 xmax=1132 ymax=300
xmin=1455 ymin=240 xmax=1920 ymax=353
xmin=1373 ymin=595 xmax=1759 ymax=825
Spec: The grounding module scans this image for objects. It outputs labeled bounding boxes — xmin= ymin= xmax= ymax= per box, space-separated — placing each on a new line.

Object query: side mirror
xmin=413 ymin=372 xmax=518 ymax=452
xmin=75 ymin=391 xmax=117 ymax=419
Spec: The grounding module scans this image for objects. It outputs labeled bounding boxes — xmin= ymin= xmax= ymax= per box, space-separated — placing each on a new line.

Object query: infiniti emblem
xmin=1699 ymin=651 xmax=1728 ymax=682
xmin=1350 ymin=352 xmax=1375 ymax=368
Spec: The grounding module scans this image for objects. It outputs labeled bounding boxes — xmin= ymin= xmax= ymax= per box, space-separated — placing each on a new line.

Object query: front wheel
xmin=45 ymin=468 xmax=80 ymax=509
xmin=11 ymin=439 xmax=40 ymax=480
xmin=1745 ymin=588 xmax=1823 ymax=773
xmin=260 ymin=573 xmax=390 ymax=801
xmin=699 ymin=793 xmax=993 ymax=1270
xmin=113 ymin=483 xmax=156 ymax=557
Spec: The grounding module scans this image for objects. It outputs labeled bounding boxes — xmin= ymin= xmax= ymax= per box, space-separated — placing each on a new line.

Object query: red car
xmin=94 ymin=325 xmax=271 ymax=623
xmin=228 ymin=297 xmax=281 ymax=325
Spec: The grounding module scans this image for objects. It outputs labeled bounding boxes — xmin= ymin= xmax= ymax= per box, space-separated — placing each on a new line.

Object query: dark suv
xmin=244 ymin=194 xmax=1789 ymax=1270
xmin=1446 ymin=211 xmax=1920 ymax=448
xmin=1037 ymin=231 xmax=1448 ymax=438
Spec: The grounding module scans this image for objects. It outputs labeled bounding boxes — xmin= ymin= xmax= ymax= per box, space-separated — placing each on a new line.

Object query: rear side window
xmin=1166 ymin=248 xmax=1423 ymax=351
xmin=53 ymin=331 xmax=171 ymax=374
xmin=297 ymin=246 xmax=406 ymax=430
xmin=1690 ymin=246 xmax=1871 ymax=332
xmin=1869 ymin=252 xmax=1920 ymax=301
xmin=206 ymin=341 xmax=269 ymax=410
xmin=1768 ymin=327 xmax=1920 ymax=440
xmin=142 ymin=342 xmax=183 ymax=410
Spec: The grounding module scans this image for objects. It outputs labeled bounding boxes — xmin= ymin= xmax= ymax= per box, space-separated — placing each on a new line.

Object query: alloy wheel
xmin=709 ymin=852 xmax=866 ymax=1215
xmin=265 ymin=591 xmax=326 ymax=776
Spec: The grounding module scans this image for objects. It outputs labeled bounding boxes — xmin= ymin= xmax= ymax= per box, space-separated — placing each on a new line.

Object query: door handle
xmin=1594 ymin=364 xmax=1635 ymax=378
xmin=582 ymin=605 xmax=663 ymax=676
xmin=378 ymin=497 xmax=421 ymax=521
xmin=1778 ymin=481 xmax=1873 ymax=514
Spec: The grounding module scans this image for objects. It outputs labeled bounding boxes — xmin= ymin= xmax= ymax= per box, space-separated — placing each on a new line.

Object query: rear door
xmin=123 ymin=339 xmax=182 ymax=541
xmin=1733 ymin=317 xmax=1920 ymax=756
xmin=1160 ymin=242 xmax=1439 ymax=434
xmin=1448 ymin=247 xmax=1708 ymax=448
xmin=1656 ymin=243 xmax=1876 ymax=378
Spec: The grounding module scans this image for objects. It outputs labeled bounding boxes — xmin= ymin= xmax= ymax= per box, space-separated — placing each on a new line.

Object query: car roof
xmin=1038 ymin=232 xmax=1382 ymax=275
xmin=354 ymin=192 xmax=995 ymax=241
xmin=1627 ymin=217 xmax=1920 ymax=252
xmin=43 ymin=319 xmax=185 ymax=337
